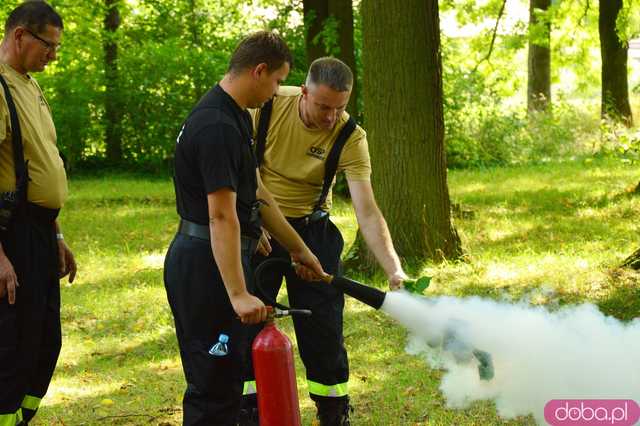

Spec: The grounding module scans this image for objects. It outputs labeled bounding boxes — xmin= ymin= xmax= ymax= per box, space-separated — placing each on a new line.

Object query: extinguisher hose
xmin=253 ymin=258 xmax=297 ymax=311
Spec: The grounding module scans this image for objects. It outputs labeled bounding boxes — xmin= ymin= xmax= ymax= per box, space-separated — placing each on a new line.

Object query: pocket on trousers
xmin=184 ymin=339 xmax=235 ymax=396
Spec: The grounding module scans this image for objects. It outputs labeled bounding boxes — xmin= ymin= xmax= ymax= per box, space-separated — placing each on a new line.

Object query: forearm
xmin=358 ymin=209 xmax=403 ymax=276
xmin=210 ymin=215 xmax=248 ymax=299
xmin=257 ymin=181 xmax=307 ymax=254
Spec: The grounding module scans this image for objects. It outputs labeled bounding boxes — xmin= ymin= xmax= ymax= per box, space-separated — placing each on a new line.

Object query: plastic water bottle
xmin=208 ymin=334 xmax=229 ymax=356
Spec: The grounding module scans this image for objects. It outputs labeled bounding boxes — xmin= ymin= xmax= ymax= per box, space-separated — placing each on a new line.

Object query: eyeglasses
xmin=25 ymin=29 xmax=61 ymax=53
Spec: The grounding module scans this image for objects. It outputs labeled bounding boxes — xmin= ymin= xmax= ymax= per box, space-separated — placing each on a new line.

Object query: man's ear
xmin=13 ymin=27 xmax=25 ymax=45
xmin=301 ymin=84 xmax=309 ymax=97
xmin=253 ymin=63 xmax=268 ymax=79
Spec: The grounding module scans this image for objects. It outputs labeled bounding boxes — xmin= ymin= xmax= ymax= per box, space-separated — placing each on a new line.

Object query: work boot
xmin=237 ymin=394 xmax=259 ymax=426
xmin=314 ymin=396 xmax=352 ymax=426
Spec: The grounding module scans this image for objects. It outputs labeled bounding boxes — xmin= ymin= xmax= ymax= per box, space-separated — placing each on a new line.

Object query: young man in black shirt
xmin=164 ymin=31 xmax=327 ymax=425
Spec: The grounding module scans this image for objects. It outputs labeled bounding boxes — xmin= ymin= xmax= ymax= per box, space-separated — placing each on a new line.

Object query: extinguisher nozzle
xmin=330 ymin=276 xmax=386 ymax=309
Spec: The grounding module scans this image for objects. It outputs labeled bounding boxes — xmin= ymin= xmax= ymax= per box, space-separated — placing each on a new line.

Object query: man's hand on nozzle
xmin=0 ymin=252 xmax=18 ymax=304
xmin=290 ymin=249 xmax=330 ymax=283
xmin=388 ymin=270 xmax=409 ymax=291
xmin=230 ymin=291 xmax=268 ymax=324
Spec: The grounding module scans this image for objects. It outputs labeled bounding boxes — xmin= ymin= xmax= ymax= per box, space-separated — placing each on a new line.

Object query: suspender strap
xmin=0 ymin=74 xmax=27 ymax=199
xmin=314 ymin=116 xmax=356 ymax=211
xmin=255 ymin=97 xmax=357 ymax=212
xmin=255 ymin=98 xmax=273 ymax=166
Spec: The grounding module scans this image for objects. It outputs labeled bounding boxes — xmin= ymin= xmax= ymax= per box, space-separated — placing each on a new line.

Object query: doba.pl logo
xmin=545 ymin=400 xmax=640 ymax=426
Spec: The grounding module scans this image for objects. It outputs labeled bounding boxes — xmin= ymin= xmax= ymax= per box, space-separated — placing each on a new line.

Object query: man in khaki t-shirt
xmin=0 ymin=3 xmax=76 ymax=425
xmin=241 ymin=58 xmax=408 ymax=426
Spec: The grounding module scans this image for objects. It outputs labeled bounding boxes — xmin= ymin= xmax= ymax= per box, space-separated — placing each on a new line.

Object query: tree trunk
xmin=104 ymin=0 xmax=122 ymax=163
xmin=303 ymin=0 xmax=359 ymax=119
xmin=359 ymin=0 xmax=462 ymax=262
xmin=527 ymin=0 xmax=551 ymax=113
xmin=599 ymin=0 xmax=633 ymax=126
xmin=303 ymin=0 xmax=329 ymax=64
xmin=328 ymin=0 xmax=358 ymax=119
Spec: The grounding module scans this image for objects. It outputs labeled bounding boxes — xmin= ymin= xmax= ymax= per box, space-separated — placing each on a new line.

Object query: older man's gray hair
xmin=305 ymin=57 xmax=353 ymax=92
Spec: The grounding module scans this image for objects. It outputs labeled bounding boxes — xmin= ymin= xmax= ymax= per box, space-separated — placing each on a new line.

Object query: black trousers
xmin=244 ymin=216 xmax=349 ymax=401
xmin=0 ymin=204 xmax=61 ymax=425
xmin=164 ymin=233 xmax=255 ymax=426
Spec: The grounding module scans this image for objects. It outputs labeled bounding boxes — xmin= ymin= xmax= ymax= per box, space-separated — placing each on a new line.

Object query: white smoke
xmin=381 ymin=291 xmax=640 ymax=424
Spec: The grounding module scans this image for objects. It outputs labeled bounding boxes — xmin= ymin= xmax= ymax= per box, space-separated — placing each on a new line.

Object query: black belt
xmin=286 ymin=210 xmax=328 ymax=228
xmin=178 ymin=219 xmax=258 ymax=252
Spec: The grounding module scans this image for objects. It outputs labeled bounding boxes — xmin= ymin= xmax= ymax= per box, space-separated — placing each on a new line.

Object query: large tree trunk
xmin=527 ymin=0 xmax=551 ymax=113
xmin=599 ymin=0 xmax=633 ymax=126
xmin=359 ymin=0 xmax=462 ymax=262
xmin=303 ymin=0 xmax=359 ymax=118
xmin=104 ymin=0 xmax=122 ymax=163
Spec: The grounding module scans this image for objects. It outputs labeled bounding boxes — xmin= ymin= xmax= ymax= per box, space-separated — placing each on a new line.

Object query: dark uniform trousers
xmin=244 ymin=215 xmax=349 ymax=404
xmin=164 ymin=232 xmax=256 ymax=426
xmin=0 ymin=203 xmax=61 ymax=425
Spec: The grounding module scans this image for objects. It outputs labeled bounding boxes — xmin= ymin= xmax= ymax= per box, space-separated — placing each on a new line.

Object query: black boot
xmin=314 ymin=395 xmax=352 ymax=426
xmin=237 ymin=394 xmax=259 ymax=426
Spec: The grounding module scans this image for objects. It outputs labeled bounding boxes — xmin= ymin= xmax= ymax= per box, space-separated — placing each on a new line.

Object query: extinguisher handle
xmin=273 ymin=308 xmax=312 ymax=318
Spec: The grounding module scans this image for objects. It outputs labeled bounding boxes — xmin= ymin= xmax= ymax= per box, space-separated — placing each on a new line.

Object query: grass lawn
xmin=31 ymin=157 xmax=639 ymax=425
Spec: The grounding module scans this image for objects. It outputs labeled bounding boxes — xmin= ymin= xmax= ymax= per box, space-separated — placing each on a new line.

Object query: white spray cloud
xmin=381 ymin=291 xmax=640 ymax=424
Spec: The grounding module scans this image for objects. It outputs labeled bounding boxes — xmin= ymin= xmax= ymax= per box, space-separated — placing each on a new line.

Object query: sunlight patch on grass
xmin=43 ymin=380 xmax=125 ymax=407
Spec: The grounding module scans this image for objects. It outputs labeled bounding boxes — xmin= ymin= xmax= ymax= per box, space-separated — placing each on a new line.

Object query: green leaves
xmin=402 ymin=276 xmax=432 ymax=294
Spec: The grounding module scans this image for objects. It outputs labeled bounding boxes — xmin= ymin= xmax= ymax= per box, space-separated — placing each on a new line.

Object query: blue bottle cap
xmin=219 ymin=334 xmax=229 ymax=343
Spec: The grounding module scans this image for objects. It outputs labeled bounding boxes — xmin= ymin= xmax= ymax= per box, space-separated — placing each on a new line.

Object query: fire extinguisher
xmin=252 ymin=259 xmax=312 ymax=426
xmin=252 ymin=307 xmax=311 ymax=426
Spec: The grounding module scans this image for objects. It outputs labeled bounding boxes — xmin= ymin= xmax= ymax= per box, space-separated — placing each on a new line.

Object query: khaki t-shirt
xmin=0 ymin=63 xmax=67 ymax=209
xmin=251 ymin=86 xmax=371 ymax=217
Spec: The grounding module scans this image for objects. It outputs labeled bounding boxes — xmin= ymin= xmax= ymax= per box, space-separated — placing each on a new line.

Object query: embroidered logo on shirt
xmin=306 ymin=146 xmax=325 ymax=160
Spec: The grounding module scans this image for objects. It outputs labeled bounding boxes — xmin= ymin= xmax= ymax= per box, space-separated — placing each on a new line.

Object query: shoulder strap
xmin=255 ymin=98 xmax=273 ymax=166
xmin=314 ymin=116 xmax=357 ymax=211
xmin=0 ymin=74 xmax=27 ymax=195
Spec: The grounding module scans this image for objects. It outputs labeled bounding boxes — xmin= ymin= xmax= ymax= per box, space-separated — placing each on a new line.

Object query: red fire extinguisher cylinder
xmin=252 ymin=319 xmax=302 ymax=426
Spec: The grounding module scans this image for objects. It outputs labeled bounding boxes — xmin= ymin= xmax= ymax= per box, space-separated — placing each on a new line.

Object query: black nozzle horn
xmin=330 ymin=276 xmax=386 ymax=309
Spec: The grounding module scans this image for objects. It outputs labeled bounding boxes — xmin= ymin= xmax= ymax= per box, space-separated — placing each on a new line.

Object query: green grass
xmin=31 ymin=157 xmax=639 ymax=425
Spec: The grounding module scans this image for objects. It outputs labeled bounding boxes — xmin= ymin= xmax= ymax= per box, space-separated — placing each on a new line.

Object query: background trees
xmin=0 ymin=0 xmax=637 ymax=263
xmin=527 ymin=0 xmax=551 ymax=113
xmin=599 ymin=0 xmax=634 ymax=126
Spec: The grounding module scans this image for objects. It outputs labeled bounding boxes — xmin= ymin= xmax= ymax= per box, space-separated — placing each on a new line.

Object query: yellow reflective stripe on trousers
xmin=307 ymin=380 xmax=348 ymax=397
xmin=243 ymin=380 xmax=257 ymax=395
xmin=0 ymin=408 xmax=23 ymax=426
xmin=22 ymin=394 xmax=42 ymax=411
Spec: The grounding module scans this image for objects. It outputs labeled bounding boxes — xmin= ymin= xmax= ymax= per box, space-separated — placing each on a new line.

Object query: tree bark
xmin=599 ymin=0 xmax=633 ymax=126
xmin=104 ymin=0 xmax=122 ymax=163
xmin=359 ymin=0 xmax=462 ymax=262
xmin=303 ymin=0 xmax=329 ymax=64
xmin=527 ymin=0 xmax=551 ymax=113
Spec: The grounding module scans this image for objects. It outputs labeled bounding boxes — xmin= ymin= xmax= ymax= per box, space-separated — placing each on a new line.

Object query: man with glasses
xmin=0 ymin=2 xmax=75 ymax=425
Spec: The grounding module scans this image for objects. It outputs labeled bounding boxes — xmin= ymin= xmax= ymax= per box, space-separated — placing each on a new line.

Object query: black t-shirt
xmin=173 ymin=84 xmax=261 ymax=238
